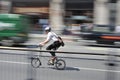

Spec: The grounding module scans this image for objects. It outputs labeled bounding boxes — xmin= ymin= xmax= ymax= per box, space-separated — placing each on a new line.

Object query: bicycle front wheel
xmin=31 ymin=58 xmax=41 ymax=68
xmin=55 ymin=59 xmax=66 ymax=70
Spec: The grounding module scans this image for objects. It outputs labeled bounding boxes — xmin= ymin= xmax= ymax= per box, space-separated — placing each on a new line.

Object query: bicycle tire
xmin=31 ymin=58 xmax=41 ymax=68
xmin=55 ymin=59 xmax=66 ymax=70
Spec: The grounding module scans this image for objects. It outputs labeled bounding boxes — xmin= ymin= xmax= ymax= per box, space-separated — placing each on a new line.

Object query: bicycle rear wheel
xmin=31 ymin=58 xmax=41 ymax=68
xmin=55 ymin=59 xmax=66 ymax=70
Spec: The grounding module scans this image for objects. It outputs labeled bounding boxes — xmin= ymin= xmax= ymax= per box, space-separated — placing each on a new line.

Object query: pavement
xmin=28 ymin=33 xmax=81 ymax=42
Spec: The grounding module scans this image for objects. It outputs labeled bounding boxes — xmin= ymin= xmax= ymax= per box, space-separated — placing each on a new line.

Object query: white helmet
xmin=45 ymin=26 xmax=51 ymax=31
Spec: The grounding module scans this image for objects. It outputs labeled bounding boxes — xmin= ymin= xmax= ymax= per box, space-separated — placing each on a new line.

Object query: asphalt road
xmin=0 ymin=38 xmax=120 ymax=80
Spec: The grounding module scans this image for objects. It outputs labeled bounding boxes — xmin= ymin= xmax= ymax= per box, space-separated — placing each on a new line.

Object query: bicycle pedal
xmin=40 ymin=62 xmax=42 ymax=66
xmin=47 ymin=62 xmax=54 ymax=65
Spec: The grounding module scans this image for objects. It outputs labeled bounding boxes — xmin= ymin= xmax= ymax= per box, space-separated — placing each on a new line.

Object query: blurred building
xmin=10 ymin=0 xmax=93 ymax=23
xmin=1 ymin=0 xmax=119 ymax=34
xmin=0 ymin=0 xmax=120 ymax=31
xmin=94 ymin=0 xmax=117 ymax=26
xmin=0 ymin=0 xmax=120 ymax=24
xmin=0 ymin=0 xmax=93 ymax=32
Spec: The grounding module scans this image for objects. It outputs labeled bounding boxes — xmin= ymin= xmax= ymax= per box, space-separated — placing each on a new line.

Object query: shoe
xmin=48 ymin=56 xmax=57 ymax=65
xmin=48 ymin=59 xmax=54 ymax=65
xmin=40 ymin=62 xmax=42 ymax=66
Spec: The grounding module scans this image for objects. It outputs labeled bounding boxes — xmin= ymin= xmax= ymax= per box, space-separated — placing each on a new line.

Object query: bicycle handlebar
xmin=39 ymin=44 xmax=43 ymax=47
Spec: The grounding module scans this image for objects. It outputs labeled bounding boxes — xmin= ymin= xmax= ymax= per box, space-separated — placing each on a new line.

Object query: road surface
xmin=0 ymin=38 xmax=120 ymax=80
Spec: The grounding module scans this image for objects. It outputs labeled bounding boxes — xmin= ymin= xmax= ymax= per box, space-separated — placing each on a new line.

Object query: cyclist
xmin=39 ymin=26 xmax=63 ymax=65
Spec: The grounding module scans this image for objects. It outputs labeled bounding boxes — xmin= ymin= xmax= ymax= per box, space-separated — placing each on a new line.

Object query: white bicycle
xmin=31 ymin=45 xmax=66 ymax=70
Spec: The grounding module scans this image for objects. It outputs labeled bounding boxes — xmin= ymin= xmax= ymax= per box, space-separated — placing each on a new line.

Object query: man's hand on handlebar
xmin=39 ymin=43 xmax=44 ymax=47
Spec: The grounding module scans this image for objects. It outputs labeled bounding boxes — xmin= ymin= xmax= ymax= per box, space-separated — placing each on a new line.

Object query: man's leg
xmin=46 ymin=44 xmax=56 ymax=64
xmin=46 ymin=41 xmax=61 ymax=64
xmin=46 ymin=44 xmax=56 ymax=57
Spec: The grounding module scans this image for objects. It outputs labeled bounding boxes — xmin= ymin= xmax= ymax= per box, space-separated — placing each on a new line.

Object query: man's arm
xmin=40 ymin=32 xmax=51 ymax=46
xmin=40 ymin=39 xmax=49 ymax=46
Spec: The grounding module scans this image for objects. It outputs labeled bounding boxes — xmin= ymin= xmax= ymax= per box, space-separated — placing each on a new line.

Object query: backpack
xmin=52 ymin=32 xmax=65 ymax=47
xmin=57 ymin=36 xmax=65 ymax=47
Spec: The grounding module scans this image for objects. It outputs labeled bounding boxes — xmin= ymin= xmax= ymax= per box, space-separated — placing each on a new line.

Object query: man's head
xmin=45 ymin=27 xmax=51 ymax=33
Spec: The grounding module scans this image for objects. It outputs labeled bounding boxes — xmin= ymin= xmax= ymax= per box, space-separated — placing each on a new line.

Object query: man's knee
xmin=46 ymin=47 xmax=51 ymax=50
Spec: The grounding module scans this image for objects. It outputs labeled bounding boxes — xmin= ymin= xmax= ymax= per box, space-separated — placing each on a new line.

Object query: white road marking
xmin=0 ymin=60 xmax=29 ymax=64
xmin=74 ymin=67 xmax=120 ymax=73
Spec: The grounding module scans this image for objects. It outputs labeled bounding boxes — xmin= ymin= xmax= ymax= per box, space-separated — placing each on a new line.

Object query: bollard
xmin=105 ymin=49 xmax=118 ymax=80
xmin=26 ymin=45 xmax=37 ymax=80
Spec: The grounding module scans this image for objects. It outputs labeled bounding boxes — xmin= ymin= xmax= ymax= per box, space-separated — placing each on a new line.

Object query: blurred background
xmin=1 ymin=0 xmax=120 ymax=80
xmin=0 ymin=0 xmax=118 ymax=38
xmin=0 ymin=0 xmax=120 ymax=46
xmin=0 ymin=0 xmax=93 ymax=35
